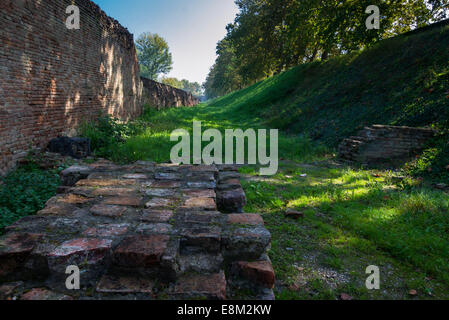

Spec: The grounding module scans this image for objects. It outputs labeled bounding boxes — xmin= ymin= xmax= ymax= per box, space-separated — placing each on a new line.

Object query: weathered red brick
xmin=145 ymin=198 xmax=178 ymax=209
xmin=227 ymin=214 xmax=264 ymax=226
xmin=0 ymin=233 xmax=42 ymax=278
xmin=113 ymin=235 xmax=170 ymax=268
xmin=101 ymin=196 xmax=143 ymax=207
xmin=96 ymin=274 xmax=154 ymax=294
xmin=172 ymin=271 xmax=226 ymax=300
xmin=141 ymin=210 xmax=174 ymax=223
xmin=90 ymin=204 xmax=126 ymax=218
xmin=83 ymin=224 xmax=130 ymax=237
xmin=21 ymin=288 xmax=73 ymax=300
xmin=234 ymin=260 xmax=275 ymax=288
xmin=217 ymin=188 xmax=247 ymax=213
xmin=48 ymin=238 xmax=112 ymax=271
xmin=182 ymin=197 xmax=217 ymax=211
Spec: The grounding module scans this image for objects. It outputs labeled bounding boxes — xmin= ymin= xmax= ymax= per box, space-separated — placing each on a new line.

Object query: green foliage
xmin=0 ymin=166 xmax=60 ymax=234
xmin=136 ymin=32 xmax=173 ymax=80
xmin=205 ymin=0 xmax=448 ymax=96
xmin=79 ymin=114 xmax=148 ymax=160
xmin=160 ymin=77 xmax=203 ymax=97
xmin=405 ymin=135 xmax=449 ymax=183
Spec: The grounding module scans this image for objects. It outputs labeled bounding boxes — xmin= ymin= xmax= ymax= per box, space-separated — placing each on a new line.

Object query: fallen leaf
xmin=340 ymin=293 xmax=353 ymax=300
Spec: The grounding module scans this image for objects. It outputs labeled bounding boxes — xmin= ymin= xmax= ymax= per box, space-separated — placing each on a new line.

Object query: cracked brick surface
xmin=0 ymin=160 xmax=274 ymax=300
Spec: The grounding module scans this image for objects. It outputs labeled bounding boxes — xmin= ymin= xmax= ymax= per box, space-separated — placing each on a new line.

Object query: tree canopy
xmin=203 ymin=0 xmax=449 ymax=99
xmin=160 ymin=77 xmax=203 ymax=97
xmin=136 ymin=33 xmax=173 ymax=80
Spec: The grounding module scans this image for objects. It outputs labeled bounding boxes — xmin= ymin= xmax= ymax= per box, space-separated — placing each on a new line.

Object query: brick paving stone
xmin=70 ymin=187 xmax=95 ymax=198
xmin=90 ymin=204 xmax=127 ymax=218
xmin=145 ymin=188 xmax=176 ymax=197
xmin=48 ymin=238 xmax=113 ymax=273
xmin=233 ymin=260 xmax=275 ymax=288
xmin=113 ymin=235 xmax=170 ymax=268
xmin=186 ymin=172 xmax=215 ymax=181
xmin=91 ymin=187 xmax=137 ymax=197
xmin=55 ymin=193 xmax=92 ymax=205
xmin=21 ymin=288 xmax=73 ymax=300
xmin=189 ymin=165 xmax=218 ymax=173
xmin=0 ymin=233 xmax=43 ymax=278
xmin=141 ymin=210 xmax=174 ymax=223
xmin=223 ymin=227 xmax=271 ymax=260
xmin=178 ymin=212 xmax=221 ymax=225
xmin=182 ymin=197 xmax=217 ymax=211
xmin=122 ymin=174 xmax=149 ymax=180
xmin=171 ymin=271 xmax=226 ymax=300
xmin=37 ymin=203 xmax=78 ymax=216
xmin=227 ymin=214 xmax=264 ymax=226
xmin=96 ymin=274 xmax=154 ymax=294
xmin=87 ymin=172 xmax=121 ymax=180
xmin=185 ymin=181 xmax=216 ymax=189
xmin=155 ymin=172 xmax=182 ymax=180
xmin=181 ymin=189 xmax=216 ymax=199
xmin=145 ymin=198 xmax=178 ymax=209
xmin=217 ymin=179 xmax=242 ymax=191
xmin=101 ymin=196 xmax=143 ymax=207
xmin=83 ymin=224 xmax=130 ymax=237
xmin=136 ymin=223 xmax=173 ymax=235
xmin=76 ymin=179 xmax=137 ymax=187
xmin=216 ymin=188 xmax=247 ymax=213
xmin=152 ymin=181 xmax=182 ymax=189
xmin=178 ymin=253 xmax=223 ymax=274
xmin=218 ymin=171 xmax=241 ymax=183
xmin=181 ymin=226 xmax=221 ymax=253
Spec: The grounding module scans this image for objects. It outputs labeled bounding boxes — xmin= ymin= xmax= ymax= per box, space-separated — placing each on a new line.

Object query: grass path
xmin=82 ymin=102 xmax=449 ymax=300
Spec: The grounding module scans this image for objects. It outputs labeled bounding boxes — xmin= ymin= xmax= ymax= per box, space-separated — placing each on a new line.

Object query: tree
xmin=205 ymin=0 xmax=449 ymax=97
xmin=136 ymin=33 xmax=173 ymax=80
xmin=160 ymin=77 xmax=203 ymax=97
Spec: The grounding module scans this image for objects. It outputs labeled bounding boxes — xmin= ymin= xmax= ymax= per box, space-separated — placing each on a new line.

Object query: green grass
xmin=241 ymin=162 xmax=449 ymax=299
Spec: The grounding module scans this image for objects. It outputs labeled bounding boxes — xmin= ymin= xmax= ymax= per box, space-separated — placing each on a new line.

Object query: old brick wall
xmin=141 ymin=77 xmax=199 ymax=110
xmin=338 ymin=125 xmax=435 ymax=166
xmin=0 ymin=0 xmax=142 ymax=175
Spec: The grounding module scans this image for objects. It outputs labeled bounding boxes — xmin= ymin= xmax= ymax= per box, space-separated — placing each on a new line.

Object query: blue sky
xmin=92 ymin=0 xmax=238 ymax=84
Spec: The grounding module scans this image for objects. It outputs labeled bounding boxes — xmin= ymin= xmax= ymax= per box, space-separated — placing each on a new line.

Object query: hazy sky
xmin=92 ymin=0 xmax=238 ymax=84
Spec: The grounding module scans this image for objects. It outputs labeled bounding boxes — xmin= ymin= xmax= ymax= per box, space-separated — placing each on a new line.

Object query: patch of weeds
xmin=0 ymin=165 xmax=60 ymax=234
